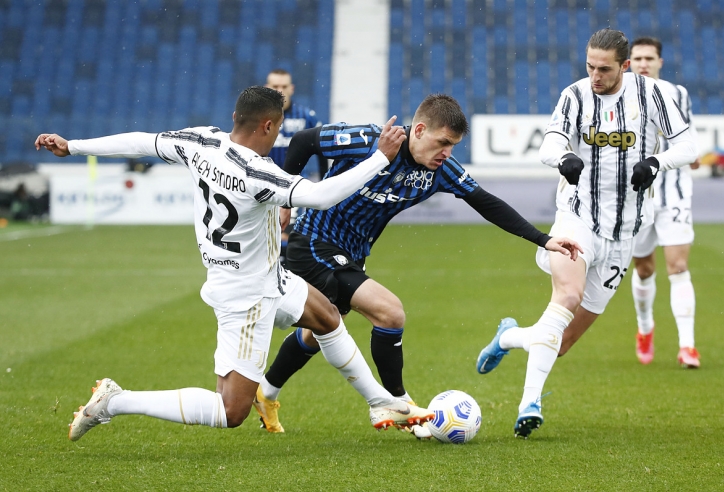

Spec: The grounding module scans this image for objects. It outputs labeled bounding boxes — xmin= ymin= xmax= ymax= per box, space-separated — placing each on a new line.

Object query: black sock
xmin=370 ymin=327 xmax=405 ymax=397
xmin=265 ymin=328 xmax=319 ymax=389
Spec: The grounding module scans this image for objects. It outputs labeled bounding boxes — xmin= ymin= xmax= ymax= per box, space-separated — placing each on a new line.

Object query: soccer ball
xmin=427 ymin=390 xmax=482 ymax=444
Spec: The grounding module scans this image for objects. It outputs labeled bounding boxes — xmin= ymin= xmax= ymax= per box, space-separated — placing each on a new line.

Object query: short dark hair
xmin=413 ymin=94 xmax=469 ymax=136
xmin=631 ymin=36 xmax=662 ymax=58
xmin=587 ymin=28 xmax=629 ymax=65
xmin=234 ymin=86 xmax=284 ymax=128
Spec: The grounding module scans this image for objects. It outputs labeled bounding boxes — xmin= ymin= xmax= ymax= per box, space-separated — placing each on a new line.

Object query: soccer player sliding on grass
xmin=35 ymin=86 xmax=434 ymax=441
xmin=475 ymin=29 xmax=698 ymax=438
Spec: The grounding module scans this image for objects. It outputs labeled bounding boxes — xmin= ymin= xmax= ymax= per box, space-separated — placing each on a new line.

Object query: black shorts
xmin=286 ymin=231 xmax=369 ymax=315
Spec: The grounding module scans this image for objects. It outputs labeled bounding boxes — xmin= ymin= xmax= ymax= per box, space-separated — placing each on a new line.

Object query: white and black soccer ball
xmin=427 ymin=390 xmax=482 ymax=444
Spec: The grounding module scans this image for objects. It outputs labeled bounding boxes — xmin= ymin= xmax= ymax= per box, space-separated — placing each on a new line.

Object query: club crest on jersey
xmin=333 ymin=255 xmax=348 ymax=266
xmin=393 ymin=172 xmax=406 ymax=184
xmin=626 ymin=100 xmax=640 ymax=120
xmin=335 ymin=134 xmax=351 ymax=146
xmin=603 ymin=110 xmax=615 ymax=122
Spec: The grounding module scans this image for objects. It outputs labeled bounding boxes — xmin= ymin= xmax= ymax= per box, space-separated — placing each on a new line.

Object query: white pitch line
xmin=0 ymin=225 xmax=81 ymax=242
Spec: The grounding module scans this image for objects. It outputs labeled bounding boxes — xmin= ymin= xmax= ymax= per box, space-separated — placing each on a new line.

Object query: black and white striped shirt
xmin=546 ymin=73 xmax=690 ymax=240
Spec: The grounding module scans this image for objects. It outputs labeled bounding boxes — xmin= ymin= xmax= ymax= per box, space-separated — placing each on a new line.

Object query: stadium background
xmin=0 ymin=0 xmax=722 ymax=223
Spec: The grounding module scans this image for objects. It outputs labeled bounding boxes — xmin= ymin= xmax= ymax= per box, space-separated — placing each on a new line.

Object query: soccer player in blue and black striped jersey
xmin=252 ymin=94 xmax=582 ymax=436
xmin=265 ymin=69 xmax=325 ymax=263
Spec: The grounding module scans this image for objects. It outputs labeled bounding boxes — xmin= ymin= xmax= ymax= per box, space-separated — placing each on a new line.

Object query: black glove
xmin=631 ymin=156 xmax=660 ymax=191
xmin=557 ymin=153 xmax=584 ymax=185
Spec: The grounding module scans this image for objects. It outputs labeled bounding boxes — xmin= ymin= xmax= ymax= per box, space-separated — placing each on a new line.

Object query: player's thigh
xmin=213 ymin=299 xmax=280 ymax=383
xmin=538 ymin=211 xmax=595 ymax=271
xmin=286 ymin=232 xmax=368 ymax=316
xmin=580 ymin=237 xmax=635 ymax=315
xmin=349 ymin=278 xmax=405 ymax=328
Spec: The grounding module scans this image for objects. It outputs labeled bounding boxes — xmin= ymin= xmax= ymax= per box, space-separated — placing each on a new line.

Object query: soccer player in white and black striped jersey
xmin=475 ymin=29 xmax=698 ymax=438
xmin=36 ymin=86 xmax=435 ymax=441
xmin=626 ymin=37 xmax=700 ymax=368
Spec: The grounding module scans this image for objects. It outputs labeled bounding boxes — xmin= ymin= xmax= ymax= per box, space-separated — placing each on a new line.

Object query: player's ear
xmin=622 ymin=59 xmax=631 ymax=72
xmin=414 ymin=122 xmax=426 ymax=139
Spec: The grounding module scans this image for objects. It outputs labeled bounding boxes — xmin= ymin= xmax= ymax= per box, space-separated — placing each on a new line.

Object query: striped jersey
xmin=547 ymin=72 xmax=689 ymax=240
xmin=268 ymin=102 xmax=322 ymax=169
xmin=155 ymin=126 xmax=302 ymax=312
xmin=293 ymin=123 xmax=479 ymax=260
xmin=652 ymin=79 xmax=695 ymax=208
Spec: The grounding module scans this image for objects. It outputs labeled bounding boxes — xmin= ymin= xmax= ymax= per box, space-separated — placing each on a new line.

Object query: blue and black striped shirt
xmin=293 ymin=123 xmax=479 ymax=260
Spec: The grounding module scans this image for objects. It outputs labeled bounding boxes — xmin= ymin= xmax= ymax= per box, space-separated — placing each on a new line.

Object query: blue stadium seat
xmin=429 ymin=43 xmax=446 ymax=94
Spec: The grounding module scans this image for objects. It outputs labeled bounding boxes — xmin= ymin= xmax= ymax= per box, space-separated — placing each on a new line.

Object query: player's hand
xmin=557 ymin=153 xmax=584 ymax=185
xmin=631 ymin=156 xmax=660 ymax=191
xmin=280 ymin=207 xmax=292 ymax=230
xmin=690 ymin=158 xmax=700 ymax=170
xmin=545 ymin=236 xmax=584 ymax=261
xmin=377 ymin=115 xmax=406 ymax=162
xmin=35 ymin=133 xmax=70 ymax=157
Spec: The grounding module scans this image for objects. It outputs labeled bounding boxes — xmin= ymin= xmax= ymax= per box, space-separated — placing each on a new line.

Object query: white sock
xmin=670 ymin=271 xmax=696 ymax=348
xmin=520 ymin=303 xmax=574 ymax=412
xmin=500 ymin=327 xmax=531 ymax=352
xmin=632 ymin=269 xmax=656 ymax=334
xmin=314 ymin=322 xmax=393 ymax=407
xmin=260 ymin=376 xmax=281 ymax=401
xmin=107 ymin=388 xmax=228 ymax=428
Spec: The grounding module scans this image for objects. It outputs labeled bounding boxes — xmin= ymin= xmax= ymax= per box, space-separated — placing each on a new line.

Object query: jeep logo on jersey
xmin=582 ymin=128 xmax=636 ymax=151
xmin=333 ymin=255 xmax=348 ymax=266
xmin=335 ymin=134 xmax=351 ymax=146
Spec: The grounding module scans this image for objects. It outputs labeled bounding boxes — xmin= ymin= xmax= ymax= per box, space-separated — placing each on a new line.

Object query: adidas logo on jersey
xmin=582 ymin=128 xmax=636 ymax=151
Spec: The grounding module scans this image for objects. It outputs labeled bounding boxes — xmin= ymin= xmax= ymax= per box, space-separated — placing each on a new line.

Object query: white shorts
xmin=632 ymin=200 xmax=694 ymax=257
xmin=536 ymin=211 xmax=635 ymax=315
xmin=213 ymin=272 xmax=308 ymax=382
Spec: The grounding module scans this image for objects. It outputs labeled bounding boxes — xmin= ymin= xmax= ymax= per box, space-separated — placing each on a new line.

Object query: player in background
xmin=265 ymin=69 xmax=326 ymax=264
xmin=253 ymin=93 xmax=583 ymax=436
xmin=475 ymin=29 xmax=698 ymax=438
xmin=35 ymin=86 xmax=433 ymax=441
xmin=626 ymin=37 xmax=700 ymax=368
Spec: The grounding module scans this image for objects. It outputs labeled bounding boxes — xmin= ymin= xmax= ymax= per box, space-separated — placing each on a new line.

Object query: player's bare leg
xmin=558 ymin=307 xmax=600 ymax=357
xmin=258 ymin=285 xmax=431 ymax=431
xmin=514 ymin=252 xmax=584 ymax=437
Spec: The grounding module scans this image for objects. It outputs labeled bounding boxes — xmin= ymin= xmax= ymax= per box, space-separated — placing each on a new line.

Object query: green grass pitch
xmin=1 ymin=223 xmax=722 ymax=490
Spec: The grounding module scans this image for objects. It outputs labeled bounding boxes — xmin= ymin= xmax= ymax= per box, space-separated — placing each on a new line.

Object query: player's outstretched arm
xmin=289 ymin=116 xmax=405 ymax=210
xmin=544 ymin=236 xmax=583 ymax=261
xmin=36 ymin=132 xmax=159 ymax=159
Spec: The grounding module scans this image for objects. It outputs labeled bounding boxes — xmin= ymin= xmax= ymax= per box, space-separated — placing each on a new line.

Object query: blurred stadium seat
xmin=0 ymin=0 xmax=333 ymax=163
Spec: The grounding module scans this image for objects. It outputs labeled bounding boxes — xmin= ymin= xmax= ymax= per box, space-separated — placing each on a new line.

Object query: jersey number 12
xmin=198 ymin=179 xmax=241 ymax=253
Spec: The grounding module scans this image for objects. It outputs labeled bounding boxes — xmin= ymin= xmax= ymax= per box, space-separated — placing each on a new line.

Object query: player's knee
xmin=666 ymin=260 xmax=688 ymax=276
xmin=636 ymin=262 xmax=656 ymax=279
xmin=556 ymin=291 xmax=583 ymax=312
xmin=316 ymin=302 xmax=342 ymax=334
xmin=225 ymin=403 xmax=252 ymax=428
xmin=376 ymin=305 xmax=405 ymax=328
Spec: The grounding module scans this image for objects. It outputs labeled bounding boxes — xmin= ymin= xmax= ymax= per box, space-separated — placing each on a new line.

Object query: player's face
xmin=586 ymin=48 xmax=630 ymax=95
xmin=266 ymin=73 xmax=294 ymax=110
xmin=630 ymin=45 xmax=662 ymax=79
xmin=410 ymin=124 xmax=463 ymax=170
